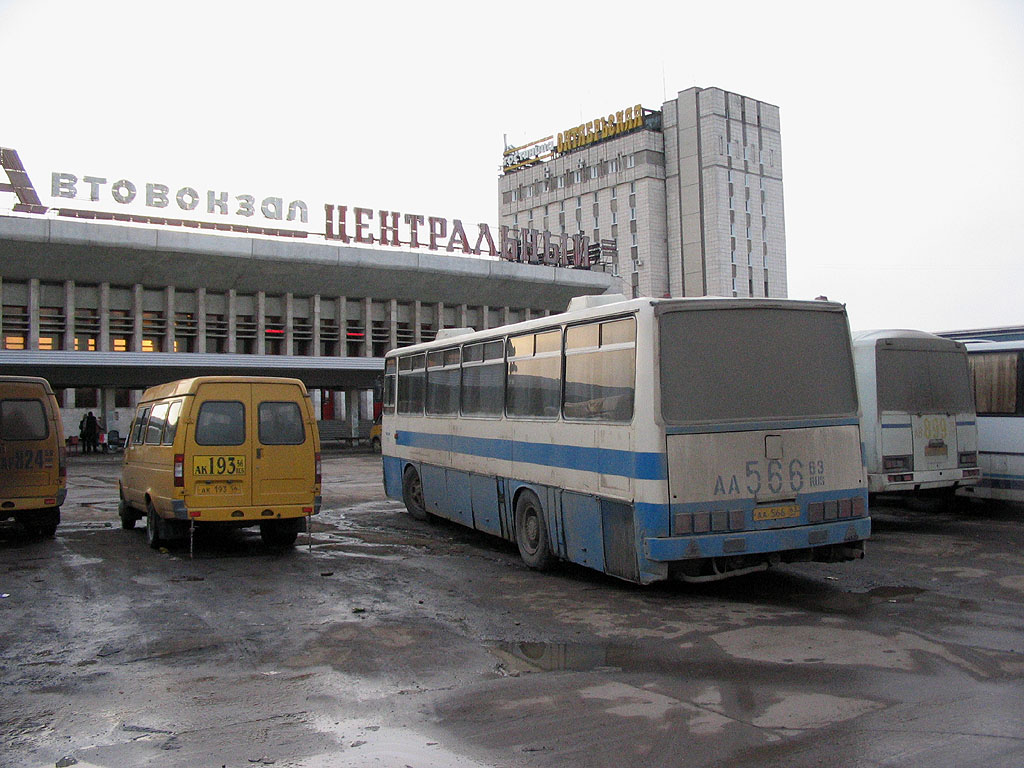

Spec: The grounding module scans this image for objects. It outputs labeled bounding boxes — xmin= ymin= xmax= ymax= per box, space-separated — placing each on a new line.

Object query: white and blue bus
xmin=852 ymin=330 xmax=980 ymax=495
xmin=381 ymin=295 xmax=870 ymax=584
xmin=959 ymin=339 xmax=1024 ymax=504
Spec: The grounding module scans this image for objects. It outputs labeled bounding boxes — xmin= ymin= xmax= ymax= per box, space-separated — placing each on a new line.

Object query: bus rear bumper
xmin=645 ymin=517 xmax=871 ymax=563
xmin=868 ymin=469 xmax=981 ymax=494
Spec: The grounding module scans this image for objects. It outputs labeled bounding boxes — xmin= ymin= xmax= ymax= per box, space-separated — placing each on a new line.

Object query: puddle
xmin=488 ymin=641 xmax=639 ymax=673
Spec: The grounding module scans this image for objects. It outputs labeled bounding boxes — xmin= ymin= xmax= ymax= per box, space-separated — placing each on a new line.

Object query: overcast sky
xmin=1 ymin=0 xmax=1022 ymax=333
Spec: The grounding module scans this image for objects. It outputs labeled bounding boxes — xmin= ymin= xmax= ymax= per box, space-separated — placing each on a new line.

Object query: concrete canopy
xmin=0 ymin=215 xmax=615 ymax=308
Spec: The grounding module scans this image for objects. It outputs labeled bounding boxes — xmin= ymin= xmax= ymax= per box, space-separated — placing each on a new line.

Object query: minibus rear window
xmin=0 ymin=399 xmax=48 ymax=441
xmin=195 ymin=401 xmax=245 ymax=446
xmin=258 ymin=401 xmax=305 ymax=445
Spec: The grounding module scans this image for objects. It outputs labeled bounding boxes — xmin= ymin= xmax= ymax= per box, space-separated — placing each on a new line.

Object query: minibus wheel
xmin=146 ymin=504 xmax=163 ymax=549
xmin=118 ymin=494 xmax=137 ymax=530
xmin=36 ymin=508 xmax=59 ymax=539
xmin=515 ymin=490 xmax=554 ymax=570
xmin=402 ymin=466 xmax=428 ymax=521
xmin=260 ymin=518 xmax=301 ymax=547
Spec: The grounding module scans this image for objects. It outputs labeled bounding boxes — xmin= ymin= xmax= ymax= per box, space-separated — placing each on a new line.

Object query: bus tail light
xmin=958 ymin=452 xmax=977 ymax=467
xmin=883 ymin=455 xmax=912 ymax=471
xmin=58 ymin=446 xmax=67 ymax=479
xmin=174 ymin=454 xmax=185 ymax=487
xmin=315 ymin=452 xmax=322 ymax=485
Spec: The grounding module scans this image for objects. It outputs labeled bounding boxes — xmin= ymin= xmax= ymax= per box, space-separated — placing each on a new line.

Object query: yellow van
xmin=0 ymin=376 xmax=67 ymax=537
xmin=119 ymin=376 xmax=321 ymax=548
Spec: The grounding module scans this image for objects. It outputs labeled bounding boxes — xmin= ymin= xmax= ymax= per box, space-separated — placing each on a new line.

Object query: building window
xmin=625 ymin=154 xmax=635 ymax=168
xmin=611 ymin=212 xmax=617 ymax=225
xmin=611 ymin=187 xmax=617 ymax=199
xmin=631 ymin=233 xmax=638 ymax=247
xmin=557 ymin=176 xmax=565 ymax=189
xmin=629 ymin=181 xmax=635 ymax=194
xmin=511 ymin=189 xmax=519 ymax=201
xmin=109 ymin=308 xmax=131 ymax=352
xmin=573 ymin=170 xmax=582 ymax=183
xmin=630 ymin=207 xmax=636 ymax=221
xmin=589 ymin=166 xmax=598 ymax=180
xmin=609 ymin=158 xmax=619 ymax=173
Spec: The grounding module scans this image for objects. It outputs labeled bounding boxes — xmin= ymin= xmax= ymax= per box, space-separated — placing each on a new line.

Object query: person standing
xmin=83 ymin=411 xmax=99 ymax=454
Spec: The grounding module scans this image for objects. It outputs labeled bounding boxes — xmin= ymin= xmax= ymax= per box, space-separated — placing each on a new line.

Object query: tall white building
xmin=499 ymin=87 xmax=787 ymax=299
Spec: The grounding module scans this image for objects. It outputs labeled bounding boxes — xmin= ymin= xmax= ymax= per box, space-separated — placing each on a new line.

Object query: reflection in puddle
xmin=490 ymin=641 xmax=635 ymax=672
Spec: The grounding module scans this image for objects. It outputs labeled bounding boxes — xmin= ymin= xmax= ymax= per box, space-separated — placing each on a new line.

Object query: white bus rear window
xmin=0 ymin=399 xmax=48 ymax=441
xmin=659 ymin=308 xmax=857 ymax=423
xmin=876 ymin=346 xmax=973 ymax=414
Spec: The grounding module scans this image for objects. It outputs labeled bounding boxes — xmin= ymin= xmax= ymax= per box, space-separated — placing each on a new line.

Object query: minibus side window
xmin=195 ymin=401 xmax=245 ymax=446
xmin=258 ymin=401 xmax=305 ymax=445
xmin=146 ymin=402 xmax=168 ymax=444
xmin=130 ymin=407 xmax=150 ymax=446
xmin=0 ymin=399 xmax=48 ymax=441
xmin=162 ymin=401 xmax=182 ymax=445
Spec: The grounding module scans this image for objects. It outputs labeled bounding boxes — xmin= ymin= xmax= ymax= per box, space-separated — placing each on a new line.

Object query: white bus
xmin=852 ymin=330 xmax=980 ymax=495
xmin=381 ymin=295 xmax=870 ymax=584
xmin=959 ymin=339 xmax=1024 ymax=504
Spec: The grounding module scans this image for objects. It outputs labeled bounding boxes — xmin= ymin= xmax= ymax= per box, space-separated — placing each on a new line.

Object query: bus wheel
xmin=402 ymin=466 xmax=429 ymax=521
xmin=371 ymin=436 xmax=381 ymax=453
xmin=118 ymin=494 xmax=137 ymax=530
xmin=36 ymin=507 xmax=59 ymax=538
xmin=515 ymin=491 xmax=554 ymax=570
xmin=261 ymin=518 xmax=301 ymax=547
xmin=146 ymin=503 xmax=164 ymax=549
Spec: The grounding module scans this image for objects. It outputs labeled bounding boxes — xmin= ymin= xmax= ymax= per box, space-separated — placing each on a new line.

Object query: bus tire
xmin=36 ymin=507 xmax=60 ymax=538
xmin=146 ymin=503 xmax=164 ymax=549
xmin=261 ymin=518 xmax=301 ymax=547
xmin=371 ymin=436 xmax=381 ymax=453
xmin=402 ymin=466 xmax=429 ymax=521
xmin=515 ymin=490 xmax=554 ymax=571
xmin=119 ymin=494 xmax=137 ymax=530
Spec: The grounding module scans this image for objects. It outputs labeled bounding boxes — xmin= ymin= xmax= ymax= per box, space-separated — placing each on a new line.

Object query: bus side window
xmin=564 ymin=318 xmax=636 ymax=421
xmin=383 ymin=358 xmax=397 ymax=415
xmin=506 ymin=330 xmax=561 ymax=419
xmin=130 ymin=406 xmax=150 ymax=446
xmin=426 ymin=348 xmax=460 ymax=416
xmin=398 ymin=354 xmax=426 ymax=415
xmin=970 ymin=352 xmax=1019 ymax=415
xmin=146 ymin=402 xmax=168 ymax=444
xmin=162 ymin=401 xmax=182 ymax=445
xmin=462 ymin=340 xmax=504 ymax=417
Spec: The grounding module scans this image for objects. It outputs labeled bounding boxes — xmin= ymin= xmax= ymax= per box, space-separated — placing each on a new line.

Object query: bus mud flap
xmin=602 ymin=500 xmax=638 ymax=582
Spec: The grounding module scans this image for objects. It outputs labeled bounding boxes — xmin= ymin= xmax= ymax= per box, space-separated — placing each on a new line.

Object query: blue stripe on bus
xmin=665 ymin=417 xmax=859 ymax=435
xmin=881 ymin=423 xmax=912 ymax=429
xmin=956 ymin=420 xmax=976 ymax=427
xmin=396 ymin=430 xmax=668 ymax=480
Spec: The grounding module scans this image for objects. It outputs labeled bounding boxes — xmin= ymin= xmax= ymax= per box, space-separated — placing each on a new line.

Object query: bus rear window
xmin=195 ymin=401 xmax=246 ymax=446
xmin=876 ymin=345 xmax=973 ymax=413
xmin=259 ymin=401 xmax=305 ymax=445
xmin=659 ymin=307 xmax=857 ymax=424
xmin=0 ymin=399 xmax=48 ymax=441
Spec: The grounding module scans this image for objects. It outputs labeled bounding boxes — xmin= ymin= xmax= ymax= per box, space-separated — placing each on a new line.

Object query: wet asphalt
xmin=2 ymin=451 xmax=1024 ymax=767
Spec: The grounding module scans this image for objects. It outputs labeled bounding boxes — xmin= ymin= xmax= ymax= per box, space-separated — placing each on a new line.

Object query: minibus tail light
xmin=58 ymin=446 xmax=67 ymax=479
xmin=174 ymin=454 xmax=185 ymax=487
xmin=315 ymin=452 xmax=322 ymax=485
xmin=958 ymin=452 xmax=977 ymax=468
